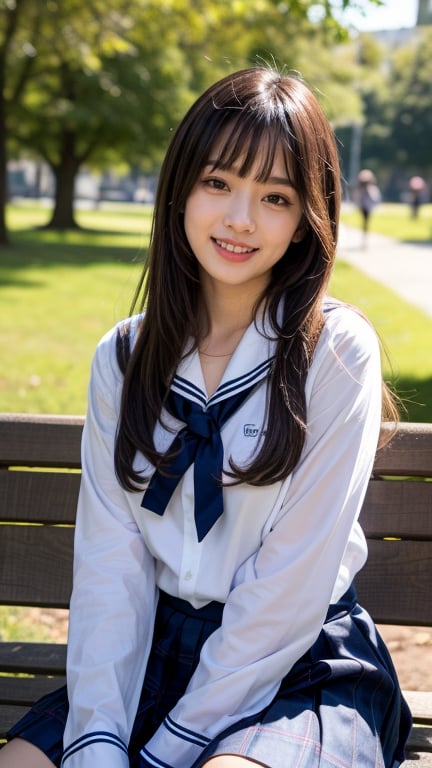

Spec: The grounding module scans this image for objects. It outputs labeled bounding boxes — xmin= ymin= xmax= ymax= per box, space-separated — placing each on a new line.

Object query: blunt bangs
xmin=205 ymin=109 xmax=297 ymax=185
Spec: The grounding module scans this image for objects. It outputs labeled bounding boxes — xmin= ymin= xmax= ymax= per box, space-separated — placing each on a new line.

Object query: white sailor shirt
xmin=61 ymin=299 xmax=382 ymax=768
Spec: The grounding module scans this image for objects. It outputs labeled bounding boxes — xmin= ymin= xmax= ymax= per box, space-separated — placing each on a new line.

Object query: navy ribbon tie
xmin=141 ymin=383 xmax=259 ymax=541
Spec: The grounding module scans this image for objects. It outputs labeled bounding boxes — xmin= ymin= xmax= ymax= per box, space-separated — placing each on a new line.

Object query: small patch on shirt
xmin=244 ymin=424 xmax=259 ymax=437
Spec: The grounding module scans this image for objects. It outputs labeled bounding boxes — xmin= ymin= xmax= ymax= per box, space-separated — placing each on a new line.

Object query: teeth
xmin=215 ymin=239 xmax=254 ymax=254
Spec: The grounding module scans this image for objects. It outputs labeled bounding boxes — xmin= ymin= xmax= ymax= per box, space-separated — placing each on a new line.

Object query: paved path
xmin=337 ymin=224 xmax=432 ymax=318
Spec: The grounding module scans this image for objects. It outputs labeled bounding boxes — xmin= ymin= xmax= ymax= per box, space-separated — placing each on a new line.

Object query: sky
xmin=332 ymin=0 xmax=419 ymax=31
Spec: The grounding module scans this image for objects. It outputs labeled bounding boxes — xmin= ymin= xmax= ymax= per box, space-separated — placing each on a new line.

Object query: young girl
xmin=1 ymin=66 xmax=411 ymax=768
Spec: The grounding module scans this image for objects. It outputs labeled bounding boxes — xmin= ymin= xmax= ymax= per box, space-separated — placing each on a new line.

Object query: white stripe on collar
xmin=171 ymin=356 xmax=274 ymax=408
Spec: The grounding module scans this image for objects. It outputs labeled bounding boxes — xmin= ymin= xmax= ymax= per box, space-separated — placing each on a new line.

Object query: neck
xmin=196 ymin=272 xmax=266 ymax=360
xmin=198 ymin=322 xmax=249 ymax=358
xmin=199 ymin=285 xmax=260 ymax=335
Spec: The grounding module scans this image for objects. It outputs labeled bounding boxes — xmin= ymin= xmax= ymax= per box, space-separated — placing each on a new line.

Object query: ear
xmin=292 ymin=220 xmax=308 ymax=243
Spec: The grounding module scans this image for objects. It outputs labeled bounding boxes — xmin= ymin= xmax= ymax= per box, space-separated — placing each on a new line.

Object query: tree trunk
xmin=0 ymin=44 xmax=10 ymax=247
xmin=0 ymin=0 xmax=39 ymax=246
xmin=0 ymin=97 xmax=9 ymax=246
xmin=45 ymin=130 xmax=81 ymax=230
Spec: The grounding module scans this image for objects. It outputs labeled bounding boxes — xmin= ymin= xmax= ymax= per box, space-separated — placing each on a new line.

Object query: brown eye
xmin=203 ymin=177 xmax=228 ymax=191
xmin=265 ymin=194 xmax=289 ymax=206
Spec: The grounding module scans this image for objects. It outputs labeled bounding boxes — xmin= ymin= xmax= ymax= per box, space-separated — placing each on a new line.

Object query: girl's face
xmin=184 ymin=143 xmax=304 ymax=301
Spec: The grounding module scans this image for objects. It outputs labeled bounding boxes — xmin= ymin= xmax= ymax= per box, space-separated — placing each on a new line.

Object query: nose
xmin=223 ymin=193 xmax=256 ymax=233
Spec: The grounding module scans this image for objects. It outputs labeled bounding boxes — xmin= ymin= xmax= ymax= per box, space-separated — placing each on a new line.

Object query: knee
xmin=201 ymin=756 xmax=268 ymax=767
xmin=0 ymin=739 xmax=56 ymax=768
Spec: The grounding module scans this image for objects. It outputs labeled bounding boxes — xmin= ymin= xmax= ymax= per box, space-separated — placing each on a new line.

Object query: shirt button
xmin=184 ymin=570 xmax=193 ymax=581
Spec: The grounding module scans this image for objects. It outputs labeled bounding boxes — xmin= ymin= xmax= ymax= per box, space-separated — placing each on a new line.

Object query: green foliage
xmin=9 ymin=1 xmax=189 ymax=170
xmin=338 ymin=27 xmax=432 ymax=182
xmin=389 ymin=28 xmax=432 ymax=169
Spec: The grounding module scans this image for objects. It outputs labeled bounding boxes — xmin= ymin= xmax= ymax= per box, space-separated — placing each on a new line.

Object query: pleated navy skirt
xmin=8 ymin=586 xmax=411 ymax=767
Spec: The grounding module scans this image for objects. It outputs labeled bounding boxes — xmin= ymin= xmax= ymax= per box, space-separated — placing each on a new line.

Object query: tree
xmin=334 ymin=33 xmax=392 ymax=186
xmin=389 ymin=28 xmax=432 ymax=171
xmin=0 ymin=0 xmax=44 ymax=244
xmin=11 ymin=0 xmax=176 ymax=229
xmin=336 ymin=28 xmax=432 ymax=198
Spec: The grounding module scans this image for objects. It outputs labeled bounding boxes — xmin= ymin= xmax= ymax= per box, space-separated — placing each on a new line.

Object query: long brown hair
xmin=115 ymin=66 xmax=397 ymax=490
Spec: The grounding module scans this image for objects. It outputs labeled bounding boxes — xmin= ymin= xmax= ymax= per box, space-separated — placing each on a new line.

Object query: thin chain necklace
xmin=198 ymin=348 xmax=234 ymax=358
xmin=198 ymin=323 xmax=250 ymax=358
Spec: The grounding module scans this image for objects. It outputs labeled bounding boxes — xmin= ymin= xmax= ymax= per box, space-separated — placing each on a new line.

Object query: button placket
xmin=179 ymin=468 xmax=201 ymax=596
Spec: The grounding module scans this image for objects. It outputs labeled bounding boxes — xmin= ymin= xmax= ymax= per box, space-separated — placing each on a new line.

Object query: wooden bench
xmin=0 ymin=413 xmax=431 ymax=764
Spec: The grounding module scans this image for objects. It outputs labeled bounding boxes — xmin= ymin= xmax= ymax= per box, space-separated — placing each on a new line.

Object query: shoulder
xmin=322 ymin=297 xmax=378 ymax=346
xmin=96 ymin=314 xmax=144 ymax=363
xmin=312 ymin=297 xmax=381 ymax=381
xmin=114 ymin=314 xmax=145 ymax=373
xmin=90 ymin=314 xmax=144 ymax=391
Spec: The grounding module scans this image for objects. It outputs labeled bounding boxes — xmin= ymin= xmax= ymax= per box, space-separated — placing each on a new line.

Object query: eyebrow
xmin=266 ymin=176 xmax=295 ymax=188
xmin=204 ymin=162 xmax=296 ymax=189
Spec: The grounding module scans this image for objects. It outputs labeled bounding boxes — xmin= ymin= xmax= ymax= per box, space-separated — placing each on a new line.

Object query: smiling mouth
xmin=213 ymin=238 xmax=257 ymax=254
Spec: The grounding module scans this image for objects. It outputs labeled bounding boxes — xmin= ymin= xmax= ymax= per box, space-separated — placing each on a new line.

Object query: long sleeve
xmin=61 ymin=327 xmax=157 ymax=767
xmin=140 ymin=308 xmax=383 ymax=768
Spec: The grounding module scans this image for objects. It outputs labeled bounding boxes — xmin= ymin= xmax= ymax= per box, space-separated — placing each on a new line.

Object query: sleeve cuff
xmin=61 ymin=732 xmax=129 ymax=767
xmin=139 ymin=715 xmax=211 ymax=767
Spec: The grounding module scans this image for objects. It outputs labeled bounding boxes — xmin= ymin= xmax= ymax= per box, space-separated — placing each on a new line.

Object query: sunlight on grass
xmin=331 ymin=261 xmax=432 ymax=376
xmin=1 ymin=202 xmax=150 ymax=413
xmin=341 ymin=202 xmax=432 ymax=243
xmin=330 ymin=260 xmax=432 ymax=422
xmin=0 ymin=257 xmax=143 ymax=413
xmin=7 ymin=199 xmax=153 ymax=231
xmin=6 ymin=200 xmax=152 ymax=249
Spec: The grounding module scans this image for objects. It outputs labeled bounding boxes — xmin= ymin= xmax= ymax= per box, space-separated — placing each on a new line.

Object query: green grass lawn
xmin=0 ymin=200 xmax=431 ymax=421
xmin=339 ymin=201 xmax=432 ymax=421
xmin=330 ymin=262 xmax=432 ymax=422
xmin=1 ymin=202 xmax=150 ymax=413
xmin=341 ymin=201 xmax=432 ymax=243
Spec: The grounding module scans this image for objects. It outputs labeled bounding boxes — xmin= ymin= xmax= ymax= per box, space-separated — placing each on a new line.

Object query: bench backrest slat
xmin=0 ymin=414 xmax=83 ymax=468
xmin=0 ymin=471 xmax=81 ymax=524
xmin=375 ymin=423 xmax=432 ymax=477
xmin=0 ymin=642 xmax=67 ymax=675
xmin=0 ymin=675 xmax=66 ymax=706
xmin=0 ymin=524 xmax=74 ymax=607
xmin=355 ymin=538 xmax=432 ymax=625
xmin=361 ymin=479 xmax=432 ymax=540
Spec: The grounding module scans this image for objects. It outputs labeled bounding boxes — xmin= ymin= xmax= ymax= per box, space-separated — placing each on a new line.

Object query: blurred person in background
xmin=354 ymin=169 xmax=381 ymax=247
